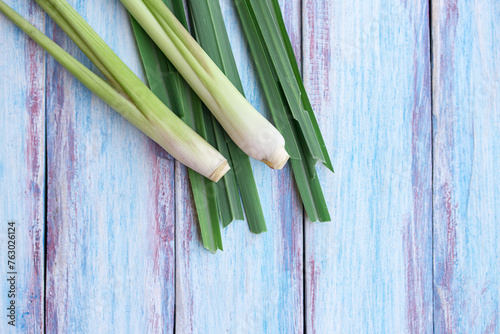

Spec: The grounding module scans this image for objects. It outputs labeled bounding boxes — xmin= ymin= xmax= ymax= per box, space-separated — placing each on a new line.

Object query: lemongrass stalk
xmin=120 ymin=0 xmax=290 ymax=169
xmin=34 ymin=0 xmax=124 ymax=93
xmin=187 ymin=0 xmax=267 ymax=233
xmin=0 ymin=0 xmax=228 ymax=182
xmin=162 ymin=0 xmax=246 ymax=226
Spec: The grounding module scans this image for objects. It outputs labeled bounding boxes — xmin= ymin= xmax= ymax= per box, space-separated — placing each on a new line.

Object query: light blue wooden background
xmin=0 ymin=0 xmax=498 ymax=333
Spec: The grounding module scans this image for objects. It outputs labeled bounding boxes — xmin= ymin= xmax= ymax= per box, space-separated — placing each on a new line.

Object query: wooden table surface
xmin=1 ymin=0 xmax=499 ymax=333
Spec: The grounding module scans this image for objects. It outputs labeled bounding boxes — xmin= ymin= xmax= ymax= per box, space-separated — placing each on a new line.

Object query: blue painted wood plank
xmin=432 ymin=0 xmax=500 ymax=332
xmin=174 ymin=0 xmax=304 ymax=333
xmin=44 ymin=1 xmax=175 ymax=332
xmin=303 ymin=0 xmax=433 ymax=332
xmin=0 ymin=1 xmax=45 ymax=332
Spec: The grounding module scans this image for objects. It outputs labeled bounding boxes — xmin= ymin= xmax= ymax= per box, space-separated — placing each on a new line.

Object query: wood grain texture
xmin=174 ymin=0 xmax=303 ymax=333
xmin=303 ymin=0 xmax=433 ymax=332
xmin=0 ymin=1 xmax=45 ymax=332
xmin=44 ymin=1 xmax=175 ymax=332
xmin=432 ymin=0 xmax=500 ymax=332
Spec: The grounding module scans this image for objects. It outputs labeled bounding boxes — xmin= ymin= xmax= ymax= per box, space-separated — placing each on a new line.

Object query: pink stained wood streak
xmin=24 ymin=34 xmax=45 ymax=334
xmin=438 ymin=181 xmax=459 ymax=333
xmin=307 ymin=258 xmax=319 ymax=334
xmin=0 ymin=1 xmax=45 ymax=332
xmin=174 ymin=164 xmax=196 ymax=333
xmin=45 ymin=41 xmax=74 ymax=333
xmin=405 ymin=8 xmax=433 ymax=332
xmin=432 ymin=2 xmax=459 ymax=331
xmin=20 ymin=1 xmax=46 ymax=332
xmin=147 ymin=141 xmax=175 ymax=334
xmin=305 ymin=0 xmax=330 ymax=111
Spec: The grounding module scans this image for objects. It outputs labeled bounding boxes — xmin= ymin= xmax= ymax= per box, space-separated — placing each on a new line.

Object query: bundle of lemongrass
xmin=128 ymin=0 xmax=333 ymax=225
xmin=0 ymin=0 xmax=332 ymax=252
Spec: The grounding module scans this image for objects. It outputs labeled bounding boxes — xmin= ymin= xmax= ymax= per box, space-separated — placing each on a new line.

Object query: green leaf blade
xmin=269 ymin=0 xmax=333 ymax=172
xmin=234 ymin=0 xmax=332 ymax=222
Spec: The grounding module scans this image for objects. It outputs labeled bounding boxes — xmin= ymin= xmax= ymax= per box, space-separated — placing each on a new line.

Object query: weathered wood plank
xmin=432 ymin=0 xmax=500 ymax=332
xmin=44 ymin=1 xmax=175 ymax=332
xmin=0 ymin=1 xmax=45 ymax=332
xmin=174 ymin=0 xmax=304 ymax=333
xmin=303 ymin=0 xmax=433 ymax=332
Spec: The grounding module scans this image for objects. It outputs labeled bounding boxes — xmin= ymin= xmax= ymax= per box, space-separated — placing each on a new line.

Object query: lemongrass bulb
xmin=208 ymin=81 xmax=289 ymax=169
xmin=144 ymin=109 xmax=230 ymax=182
xmin=100 ymin=94 xmax=230 ymax=182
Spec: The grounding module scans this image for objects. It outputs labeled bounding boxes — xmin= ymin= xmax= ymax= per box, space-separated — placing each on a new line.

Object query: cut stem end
xmin=261 ymin=147 xmax=289 ymax=170
xmin=210 ymin=161 xmax=230 ymax=182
